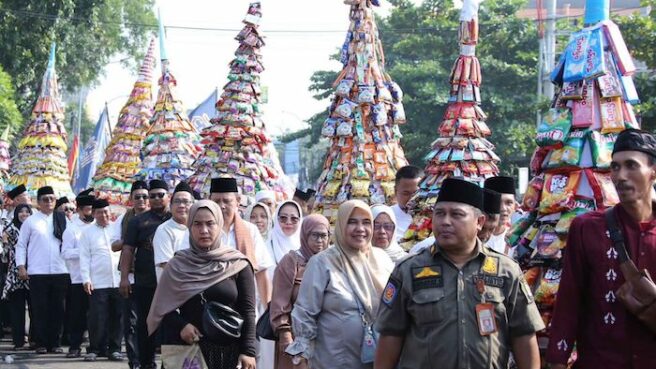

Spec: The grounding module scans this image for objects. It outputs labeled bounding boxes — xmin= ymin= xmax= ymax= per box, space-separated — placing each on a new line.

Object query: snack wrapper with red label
xmin=587 ymin=170 xmax=619 ymax=208
xmin=547 ymin=130 xmax=586 ymax=169
xmin=530 ymin=147 xmax=550 ymax=175
xmin=539 ymin=171 xmax=581 ymax=214
xmin=536 ymin=108 xmax=571 ymax=147
xmin=534 ymin=268 xmax=561 ymax=308
xmin=522 ymin=175 xmax=544 ymax=211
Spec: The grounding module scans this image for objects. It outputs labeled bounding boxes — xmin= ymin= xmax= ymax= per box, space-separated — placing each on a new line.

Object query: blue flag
xmin=188 ymin=88 xmax=218 ymax=132
xmin=73 ymin=106 xmax=112 ymax=193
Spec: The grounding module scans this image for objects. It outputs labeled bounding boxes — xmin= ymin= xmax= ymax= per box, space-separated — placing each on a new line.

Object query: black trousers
xmin=124 ymin=287 xmax=139 ymax=368
xmin=8 ymin=288 xmax=31 ymax=347
xmin=30 ymin=274 xmax=69 ymax=349
xmin=134 ymin=285 xmax=157 ymax=367
xmin=88 ymin=288 xmax=123 ymax=355
xmin=65 ymin=283 xmax=88 ymax=350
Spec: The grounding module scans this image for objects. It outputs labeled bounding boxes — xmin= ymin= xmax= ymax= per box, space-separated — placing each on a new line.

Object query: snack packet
xmin=539 ymin=171 xmax=581 ymax=214
xmin=589 ymin=131 xmax=616 ymax=169
xmin=536 ymin=108 xmax=571 ymax=147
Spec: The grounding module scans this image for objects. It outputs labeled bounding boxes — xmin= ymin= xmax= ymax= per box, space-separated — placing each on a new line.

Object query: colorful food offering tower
xmin=93 ymin=39 xmax=156 ymax=205
xmin=400 ymin=0 xmax=500 ymax=248
xmin=135 ymin=15 xmax=201 ymax=189
xmin=312 ymin=0 xmax=409 ymax=222
xmin=0 ymin=127 xmax=11 ymax=189
xmin=508 ymin=0 xmax=639 ymax=350
xmin=189 ymin=2 xmax=289 ymax=199
xmin=7 ymin=43 xmax=73 ymax=197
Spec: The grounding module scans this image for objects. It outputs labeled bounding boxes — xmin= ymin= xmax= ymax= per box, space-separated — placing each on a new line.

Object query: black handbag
xmin=201 ymin=293 xmax=243 ymax=345
xmin=256 ymin=304 xmax=276 ymax=341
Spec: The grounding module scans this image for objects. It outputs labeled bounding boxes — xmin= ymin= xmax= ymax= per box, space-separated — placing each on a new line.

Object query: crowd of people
xmin=1 ymin=128 xmax=656 ymax=369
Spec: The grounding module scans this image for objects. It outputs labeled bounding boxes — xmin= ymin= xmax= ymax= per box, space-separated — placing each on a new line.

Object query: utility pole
xmin=544 ymin=0 xmax=557 ymax=99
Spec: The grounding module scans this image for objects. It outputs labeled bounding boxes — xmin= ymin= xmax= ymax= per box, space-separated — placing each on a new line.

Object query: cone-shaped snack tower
xmin=508 ymin=0 xmax=638 ymax=346
xmin=312 ymin=0 xmax=409 ymax=222
xmin=7 ymin=43 xmax=73 ymax=196
xmin=398 ymin=0 xmax=499 ymax=247
xmin=0 ymin=127 xmax=11 ymax=189
xmin=135 ymin=14 xmax=201 ymax=189
xmin=93 ymin=39 xmax=156 ymax=204
xmin=189 ymin=2 xmax=289 ymax=199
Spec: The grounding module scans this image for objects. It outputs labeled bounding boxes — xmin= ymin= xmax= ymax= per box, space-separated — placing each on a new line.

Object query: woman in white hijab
xmin=266 ymin=200 xmax=303 ymax=266
xmin=286 ymin=200 xmax=393 ymax=369
xmin=371 ymin=204 xmax=407 ymax=263
xmin=245 ymin=202 xmax=273 ymax=240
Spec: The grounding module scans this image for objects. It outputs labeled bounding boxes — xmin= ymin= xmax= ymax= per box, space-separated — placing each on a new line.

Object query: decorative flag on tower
xmin=7 ymin=43 xmax=73 ymax=197
xmin=188 ymin=88 xmax=218 ymax=132
xmin=311 ymin=0 xmax=409 ymax=222
xmin=134 ymin=15 xmax=201 ymax=189
xmin=93 ymin=39 xmax=156 ymax=205
xmin=401 ymin=0 xmax=500 ymax=247
xmin=508 ymin=0 xmax=639 ymax=348
xmin=189 ymin=2 xmax=290 ymax=200
xmin=73 ymin=105 xmax=112 ymax=193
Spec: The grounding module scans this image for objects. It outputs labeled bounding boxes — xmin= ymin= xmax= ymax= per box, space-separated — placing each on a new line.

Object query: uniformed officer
xmin=374 ymin=178 xmax=545 ymax=369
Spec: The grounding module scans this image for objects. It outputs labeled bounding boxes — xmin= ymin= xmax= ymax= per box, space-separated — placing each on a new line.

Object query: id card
xmin=475 ymin=303 xmax=497 ymax=336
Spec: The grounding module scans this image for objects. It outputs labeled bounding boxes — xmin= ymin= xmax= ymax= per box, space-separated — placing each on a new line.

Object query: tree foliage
xmin=0 ymin=65 xmax=21 ymax=136
xmin=0 ymin=0 xmax=156 ymax=113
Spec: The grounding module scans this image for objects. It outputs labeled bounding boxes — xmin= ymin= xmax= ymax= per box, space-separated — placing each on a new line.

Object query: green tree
xmin=0 ymin=0 xmax=156 ymax=113
xmin=0 ymin=65 xmax=21 ymax=136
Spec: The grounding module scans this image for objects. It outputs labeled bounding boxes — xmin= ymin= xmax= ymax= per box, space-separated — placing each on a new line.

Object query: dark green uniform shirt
xmin=375 ymin=241 xmax=544 ymax=369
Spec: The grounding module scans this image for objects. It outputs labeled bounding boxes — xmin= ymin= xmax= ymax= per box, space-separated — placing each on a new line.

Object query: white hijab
xmin=266 ymin=200 xmax=303 ymax=264
xmin=371 ymin=204 xmax=407 ymax=263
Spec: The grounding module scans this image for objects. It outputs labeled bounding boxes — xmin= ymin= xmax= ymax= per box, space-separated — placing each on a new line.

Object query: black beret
xmin=436 ymin=178 xmax=484 ymax=211
xmin=6 ymin=184 xmax=26 ymax=200
xmin=92 ymin=198 xmax=110 ymax=210
xmin=210 ymin=177 xmax=238 ymax=193
xmin=37 ymin=186 xmax=55 ymax=198
xmin=483 ymin=189 xmax=501 ymax=215
xmin=612 ymin=128 xmax=656 ymax=158
xmin=55 ymin=197 xmax=70 ymax=209
xmin=484 ymin=176 xmax=516 ymax=196
xmin=76 ymin=195 xmax=95 ymax=207
xmin=131 ymin=180 xmax=148 ymax=193
xmin=149 ymin=179 xmax=169 ymax=191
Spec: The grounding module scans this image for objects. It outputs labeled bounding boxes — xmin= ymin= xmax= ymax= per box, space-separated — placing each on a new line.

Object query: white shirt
xmin=220 ymin=221 xmax=274 ymax=272
xmin=15 ymin=211 xmax=68 ymax=275
xmin=79 ymin=223 xmax=121 ymax=289
xmin=61 ymin=217 xmax=96 ymax=284
xmin=153 ymin=218 xmax=190 ymax=281
xmin=486 ymin=229 xmax=509 ymax=255
xmin=410 ymin=236 xmax=435 ymax=255
xmin=109 ymin=213 xmax=135 ymax=285
xmin=391 ymin=204 xmax=412 ymax=242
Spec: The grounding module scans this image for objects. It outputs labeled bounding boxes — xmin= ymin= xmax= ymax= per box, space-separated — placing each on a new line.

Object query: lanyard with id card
xmin=475 ymin=279 xmax=498 ymax=336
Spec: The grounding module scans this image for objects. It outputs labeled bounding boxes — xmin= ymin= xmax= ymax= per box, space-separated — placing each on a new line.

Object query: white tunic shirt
xmin=61 ymin=217 xmax=96 ymax=284
xmin=220 ymin=221 xmax=274 ymax=272
xmin=79 ymin=223 xmax=121 ymax=289
xmin=15 ymin=211 xmax=68 ymax=275
xmin=486 ymin=229 xmax=509 ymax=255
xmin=153 ymin=218 xmax=190 ymax=281
xmin=391 ymin=204 xmax=412 ymax=242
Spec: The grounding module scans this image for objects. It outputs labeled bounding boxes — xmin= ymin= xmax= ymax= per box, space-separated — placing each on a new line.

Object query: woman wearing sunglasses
xmin=270 ymin=214 xmax=330 ymax=369
xmin=371 ymin=205 xmax=406 ymax=263
xmin=266 ymin=201 xmax=303 ymax=267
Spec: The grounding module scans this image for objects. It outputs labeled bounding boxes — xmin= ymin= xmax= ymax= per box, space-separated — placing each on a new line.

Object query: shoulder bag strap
xmin=604 ymin=207 xmax=640 ymax=275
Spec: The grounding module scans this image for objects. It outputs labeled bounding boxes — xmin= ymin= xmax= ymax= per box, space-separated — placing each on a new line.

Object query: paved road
xmin=0 ymin=339 xmax=138 ymax=369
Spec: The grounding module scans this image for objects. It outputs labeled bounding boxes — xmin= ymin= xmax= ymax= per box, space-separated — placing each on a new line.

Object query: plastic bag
xmin=161 ymin=344 xmax=208 ymax=369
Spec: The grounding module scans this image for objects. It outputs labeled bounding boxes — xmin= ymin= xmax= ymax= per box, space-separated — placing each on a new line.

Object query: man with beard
xmin=61 ymin=189 xmax=96 ymax=358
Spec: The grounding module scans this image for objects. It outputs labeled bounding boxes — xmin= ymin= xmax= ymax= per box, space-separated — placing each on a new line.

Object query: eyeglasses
xmin=278 ymin=215 xmax=300 ymax=224
xmin=309 ymin=232 xmax=330 ymax=241
xmin=133 ymin=194 xmax=148 ymax=200
xmin=172 ymin=199 xmax=194 ymax=206
xmin=63 ymin=207 xmax=75 ymax=212
xmin=374 ymin=223 xmax=395 ymax=232
xmin=40 ymin=196 xmax=56 ymax=203
xmin=149 ymin=193 xmax=167 ymax=199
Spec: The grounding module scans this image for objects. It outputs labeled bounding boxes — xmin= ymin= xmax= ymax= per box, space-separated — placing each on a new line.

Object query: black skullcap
xmin=55 ymin=197 xmax=70 ymax=209
xmin=612 ymin=128 xmax=656 ymax=159
xmin=92 ymin=198 xmax=110 ymax=210
xmin=483 ymin=189 xmax=501 ymax=215
xmin=436 ymin=178 xmax=484 ymax=211
xmin=76 ymin=195 xmax=95 ymax=207
xmin=174 ymin=181 xmax=194 ymax=195
xmin=306 ymin=188 xmax=317 ymax=196
xmin=294 ymin=188 xmax=311 ymax=202
xmin=131 ymin=180 xmax=148 ymax=193
xmin=192 ymin=190 xmax=202 ymax=201
xmin=77 ymin=188 xmax=94 ymax=198
xmin=7 ymin=184 xmax=26 ymax=200
xmin=210 ymin=177 xmax=238 ymax=193
xmin=37 ymin=186 xmax=55 ymax=198
xmin=149 ymin=179 xmax=169 ymax=191
xmin=484 ymin=176 xmax=516 ymax=196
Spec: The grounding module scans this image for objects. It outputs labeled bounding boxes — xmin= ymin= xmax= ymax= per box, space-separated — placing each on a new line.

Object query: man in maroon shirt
xmin=547 ymin=128 xmax=656 ymax=369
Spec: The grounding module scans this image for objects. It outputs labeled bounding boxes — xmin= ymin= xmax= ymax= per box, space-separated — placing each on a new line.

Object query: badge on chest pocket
xmin=412 ymin=265 xmax=443 ymax=291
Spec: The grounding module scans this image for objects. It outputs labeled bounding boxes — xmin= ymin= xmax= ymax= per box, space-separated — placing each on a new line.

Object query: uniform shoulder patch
xmin=481 ymin=256 xmax=499 ymax=276
xmin=382 ymin=278 xmax=399 ymax=307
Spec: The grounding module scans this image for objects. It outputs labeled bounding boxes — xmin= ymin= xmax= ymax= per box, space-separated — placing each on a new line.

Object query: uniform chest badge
xmin=414 ymin=266 xmax=441 ymax=279
xmin=481 ymin=256 xmax=499 ymax=276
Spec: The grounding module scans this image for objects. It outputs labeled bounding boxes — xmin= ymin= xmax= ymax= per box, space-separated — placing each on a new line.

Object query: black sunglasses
xmin=133 ymin=194 xmax=148 ymax=200
xmin=149 ymin=193 xmax=166 ymax=199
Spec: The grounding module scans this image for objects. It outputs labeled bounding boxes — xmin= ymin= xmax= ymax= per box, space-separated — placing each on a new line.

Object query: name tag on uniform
xmin=476 ymin=303 xmax=498 ymax=335
xmin=412 ymin=265 xmax=443 ymax=291
xmin=473 ymin=274 xmax=505 ymax=288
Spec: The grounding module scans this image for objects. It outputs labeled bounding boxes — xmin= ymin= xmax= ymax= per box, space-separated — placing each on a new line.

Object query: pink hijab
xmin=299 ymin=214 xmax=331 ymax=261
